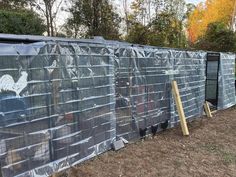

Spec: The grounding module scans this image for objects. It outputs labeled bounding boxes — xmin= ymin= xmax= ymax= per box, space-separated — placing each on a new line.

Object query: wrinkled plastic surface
xmin=114 ymin=47 xmax=206 ymax=139
xmin=218 ymin=53 xmax=236 ymax=109
xmin=0 ymin=38 xmax=235 ymax=177
xmin=0 ymin=42 xmax=116 ymax=177
xmin=114 ymin=47 xmax=172 ymax=140
xmin=170 ymin=50 xmax=206 ymax=125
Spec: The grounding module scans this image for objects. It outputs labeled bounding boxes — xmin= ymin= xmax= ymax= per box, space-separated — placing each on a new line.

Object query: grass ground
xmin=57 ymin=106 xmax=236 ymax=177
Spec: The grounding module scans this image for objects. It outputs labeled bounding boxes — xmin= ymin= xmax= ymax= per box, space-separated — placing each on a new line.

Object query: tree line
xmin=0 ymin=0 xmax=236 ymax=52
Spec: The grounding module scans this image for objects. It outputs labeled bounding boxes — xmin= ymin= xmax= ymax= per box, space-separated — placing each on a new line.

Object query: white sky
xmin=186 ymin=0 xmax=204 ymax=4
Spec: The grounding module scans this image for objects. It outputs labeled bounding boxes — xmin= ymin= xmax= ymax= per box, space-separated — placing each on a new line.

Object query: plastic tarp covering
xmin=0 ymin=37 xmax=235 ymax=177
xmin=114 ymin=47 xmax=172 ymax=140
xmin=0 ymin=42 xmax=116 ymax=177
xmin=169 ymin=50 xmax=206 ymax=124
xmin=114 ymin=47 xmax=207 ymax=139
xmin=218 ymin=53 xmax=236 ymax=109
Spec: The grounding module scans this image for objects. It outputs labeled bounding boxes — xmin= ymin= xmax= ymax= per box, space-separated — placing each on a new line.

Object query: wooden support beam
xmin=171 ymin=81 xmax=189 ymax=136
xmin=204 ymin=101 xmax=213 ymax=118
xmin=211 ymin=110 xmax=217 ymax=114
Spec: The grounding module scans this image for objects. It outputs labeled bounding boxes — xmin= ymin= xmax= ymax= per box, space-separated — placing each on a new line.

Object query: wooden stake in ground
xmin=171 ymin=81 xmax=189 ymax=136
xmin=204 ymin=101 xmax=213 ymax=118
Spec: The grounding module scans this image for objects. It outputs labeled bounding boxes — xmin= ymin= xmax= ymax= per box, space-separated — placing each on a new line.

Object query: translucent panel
xmin=0 ymin=42 xmax=115 ymax=177
xmin=218 ymin=53 xmax=236 ymax=109
xmin=0 ymin=38 xmax=235 ymax=177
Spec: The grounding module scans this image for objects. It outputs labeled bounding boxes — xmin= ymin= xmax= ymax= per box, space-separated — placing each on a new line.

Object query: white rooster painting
xmin=0 ymin=71 xmax=28 ymax=95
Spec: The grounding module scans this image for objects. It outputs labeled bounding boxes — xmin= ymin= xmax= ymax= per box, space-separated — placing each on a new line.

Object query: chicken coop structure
xmin=0 ymin=34 xmax=235 ymax=177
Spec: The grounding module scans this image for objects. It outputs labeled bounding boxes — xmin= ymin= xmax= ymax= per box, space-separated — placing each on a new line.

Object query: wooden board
xmin=171 ymin=81 xmax=189 ymax=136
xmin=204 ymin=102 xmax=213 ymax=118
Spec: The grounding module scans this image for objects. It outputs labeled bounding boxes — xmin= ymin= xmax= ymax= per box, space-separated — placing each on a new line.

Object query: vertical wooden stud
xmin=171 ymin=81 xmax=189 ymax=136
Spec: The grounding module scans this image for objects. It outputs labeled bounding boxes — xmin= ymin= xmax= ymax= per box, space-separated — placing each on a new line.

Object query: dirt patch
xmin=56 ymin=106 xmax=236 ymax=177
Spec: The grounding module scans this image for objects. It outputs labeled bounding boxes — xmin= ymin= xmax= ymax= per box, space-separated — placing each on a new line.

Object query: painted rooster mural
xmin=0 ymin=71 xmax=28 ymax=95
xmin=0 ymin=71 xmax=28 ymax=126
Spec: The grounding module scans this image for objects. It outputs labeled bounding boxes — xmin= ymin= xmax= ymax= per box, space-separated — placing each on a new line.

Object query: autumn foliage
xmin=188 ymin=0 xmax=235 ymax=43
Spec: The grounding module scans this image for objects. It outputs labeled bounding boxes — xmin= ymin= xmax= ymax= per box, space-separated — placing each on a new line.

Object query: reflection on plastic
xmin=0 ymin=40 xmax=235 ymax=177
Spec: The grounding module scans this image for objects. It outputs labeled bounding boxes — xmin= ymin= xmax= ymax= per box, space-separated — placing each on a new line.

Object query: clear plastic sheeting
xmin=114 ymin=47 xmax=171 ymax=140
xmin=218 ymin=53 xmax=236 ymax=109
xmin=114 ymin=47 xmax=207 ymax=139
xmin=0 ymin=36 xmax=235 ymax=177
xmin=0 ymin=42 xmax=116 ymax=177
xmin=169 ymin=50 xmax=206 ymax=125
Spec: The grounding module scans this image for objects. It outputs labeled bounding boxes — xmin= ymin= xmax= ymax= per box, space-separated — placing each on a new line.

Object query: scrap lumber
xmin=204 ymin=101 xmax=213 ymax=118
xmin=171 ymin=81 xmax=189 ymax=136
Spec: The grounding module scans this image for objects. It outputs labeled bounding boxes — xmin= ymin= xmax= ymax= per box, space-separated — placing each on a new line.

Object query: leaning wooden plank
xmin=211 ymin=110 xmax=217 ymax=114
xmin=171 ymin=81 xmax=189 ymax=136
xmin=204 ymin=101 xmax=213 ymax=118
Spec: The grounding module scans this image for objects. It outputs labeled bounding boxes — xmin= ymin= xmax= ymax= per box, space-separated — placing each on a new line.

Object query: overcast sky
xmin=186 ymin=0 xmax=204 ymax=4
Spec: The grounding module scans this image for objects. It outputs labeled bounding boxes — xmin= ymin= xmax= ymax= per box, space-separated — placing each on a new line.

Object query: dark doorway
xmin=205 ymin=53 xmax=220 ymax=108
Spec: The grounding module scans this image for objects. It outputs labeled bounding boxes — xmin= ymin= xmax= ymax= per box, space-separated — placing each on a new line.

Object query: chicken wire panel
xmin=0 ymin=42 xmax=116 ymax=177
xmin=169 ymin=50 xmax=206 ymax=124
xmin=115 ymin=46 xmax=172 ymax=140
xmin=218 ymin=53 xmax=236 ymax=109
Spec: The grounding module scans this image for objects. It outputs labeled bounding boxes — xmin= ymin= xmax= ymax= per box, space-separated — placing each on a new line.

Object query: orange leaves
xmin=187 ymin=0 xmax=235 ymax=43
xmin=188 ymin=3 xmax=205 ymax=42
